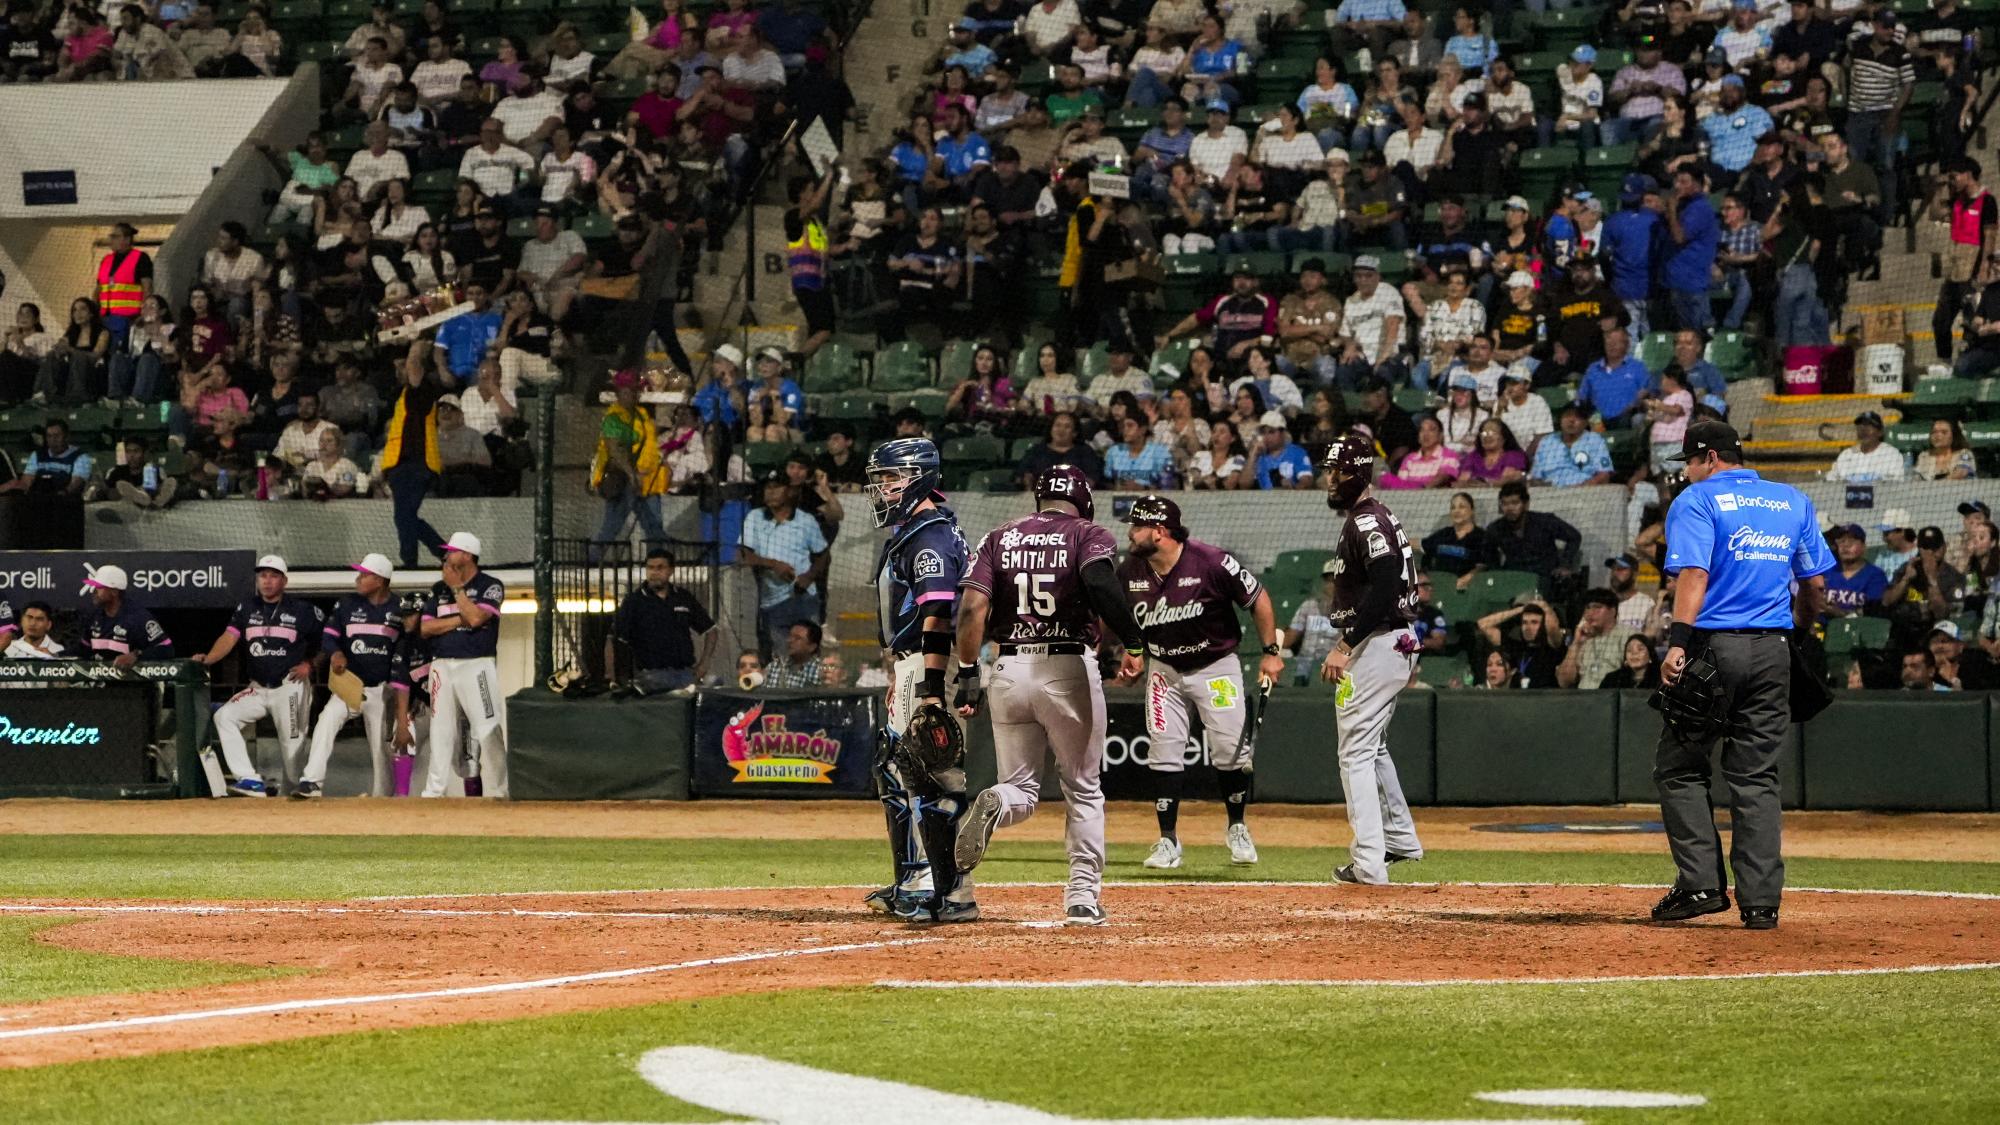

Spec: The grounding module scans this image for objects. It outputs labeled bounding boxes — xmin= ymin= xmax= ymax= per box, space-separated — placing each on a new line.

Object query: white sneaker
xmin=1226 ymin=822 xmax=1258 ymax=865
xmin=1142 ymin=836 xmax=1182 ymax=869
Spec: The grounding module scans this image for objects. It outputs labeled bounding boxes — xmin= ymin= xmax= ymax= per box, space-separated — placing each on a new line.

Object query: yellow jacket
xmin=592 ymin=402 xmax=668 ymax=496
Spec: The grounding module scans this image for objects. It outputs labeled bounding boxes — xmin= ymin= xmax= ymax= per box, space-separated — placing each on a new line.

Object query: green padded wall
xmin=1800 ymin=692 xmax=1990 ymax=810
xmin=1436 ymin=691 xmax=1620 ymax=804
xmin=507 ymin=691 xmax=693 ymax=800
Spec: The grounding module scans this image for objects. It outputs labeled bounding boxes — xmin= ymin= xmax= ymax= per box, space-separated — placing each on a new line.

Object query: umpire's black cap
xmin=1663 ymin=419 xmax=1743 ymax=463
xmin=1122 ymin=493 xmax=1185 ymax=535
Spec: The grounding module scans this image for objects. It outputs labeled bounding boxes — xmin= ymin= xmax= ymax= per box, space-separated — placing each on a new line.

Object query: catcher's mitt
xmin=893 ymin=702 xmax=965 ymax=797
xmin=1651 ymin=648 xmax=1728 ymax=745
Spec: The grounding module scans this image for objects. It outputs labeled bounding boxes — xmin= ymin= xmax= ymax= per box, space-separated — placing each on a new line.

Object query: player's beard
xmin=1129 ymin=539 xmax=1158 ymax=560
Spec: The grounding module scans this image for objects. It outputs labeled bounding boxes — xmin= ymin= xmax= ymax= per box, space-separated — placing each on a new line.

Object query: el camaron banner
xmin=691 ymin=690 xmax=881 ymax=797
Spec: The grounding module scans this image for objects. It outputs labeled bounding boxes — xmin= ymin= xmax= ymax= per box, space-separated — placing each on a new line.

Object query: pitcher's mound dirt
xmin=4 ymin=883 xmax=1995 ymax=1069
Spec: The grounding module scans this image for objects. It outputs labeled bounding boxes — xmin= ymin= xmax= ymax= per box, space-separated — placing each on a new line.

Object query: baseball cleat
xmin=933 ymin=899 xmax=980 ymax=924
xmin=1334 ymin=864 xmax=1386 ymax=885
xmin=1063 ymin=903 xmax=1108 ymax=926
xmin=1141 ymin=836 xmax=1182 ymax=869
xmin=954 ymin=788 xmax=1003 ymax=873
xmin=226 ymin=778 xmax=270 ymax=798
xmin=863 ymin=885 xmax=898 ymax=914
xmin=291 ymin=781 xmax=322 ymax=800
xmin=1226 ymin=823 xmax=1258 ymax=865
xmin=1386 ymin=850 xmax=1422 ymax=864
xmin=1650 ymin=886 xmax=1731 ymax=923
xmin=889 ymin=889 xmax=929 ymax=920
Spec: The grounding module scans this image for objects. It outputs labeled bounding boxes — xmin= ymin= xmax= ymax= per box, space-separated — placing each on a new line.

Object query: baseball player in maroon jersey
xmin=1115 ymin=495 xmax=1287 ymax=869
xmin=1319 ymin=434 xmax=1426 ymax=885
xmin=950 ymin=465 xmax=1148 ymax=926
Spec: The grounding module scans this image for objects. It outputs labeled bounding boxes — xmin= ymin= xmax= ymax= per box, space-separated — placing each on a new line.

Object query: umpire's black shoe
xmin=1741 ymin=907 xmax=1779 ymax=930
xmin=1651 ymin=886 xmax=1731 ymax=922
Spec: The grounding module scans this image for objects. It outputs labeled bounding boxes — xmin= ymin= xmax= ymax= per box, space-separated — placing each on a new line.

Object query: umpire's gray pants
xmin=1654 ymin=631 xmax=1790 ymax=909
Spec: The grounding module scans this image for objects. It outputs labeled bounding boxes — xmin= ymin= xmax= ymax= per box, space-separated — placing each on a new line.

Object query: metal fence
xmin=543 ymin=536 xmax=721 ymax=691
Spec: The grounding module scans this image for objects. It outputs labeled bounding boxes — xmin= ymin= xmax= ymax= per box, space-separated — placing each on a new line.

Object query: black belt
xmin=998 ymin=642 xmax=1086 ymax=656
xmin=1703 ymin=627 xmax=1792 ymax=636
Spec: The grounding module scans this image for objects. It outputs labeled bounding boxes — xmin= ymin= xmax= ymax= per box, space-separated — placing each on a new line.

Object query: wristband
xmin=922 ymin=667 xmax=947 ymax=699
xmin=955 ymin=661 xmax=980 ymax=682
xmin=1667 ymin=622 xmax=1695 ymax=651
xmin=1261 ymin=642 xmax=1282 ymax=656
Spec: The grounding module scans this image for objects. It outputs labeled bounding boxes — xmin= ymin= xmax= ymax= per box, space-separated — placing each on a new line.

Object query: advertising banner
xmin=0 ymin=550 xmax=254 ymax=610
xmin=0 ymin=683 xmax=154 ymax=790
xmin=691 ymin=690 xmax=881 ymax=797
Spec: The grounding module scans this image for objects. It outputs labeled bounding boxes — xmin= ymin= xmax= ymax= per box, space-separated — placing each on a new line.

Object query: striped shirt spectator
xmin=1846 ymin=37 xmax=1915 ymax=113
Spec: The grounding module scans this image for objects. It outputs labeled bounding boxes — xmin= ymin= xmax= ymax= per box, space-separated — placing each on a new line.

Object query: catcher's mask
xmin=1650 ymin=647 xmax=1729 ymax=745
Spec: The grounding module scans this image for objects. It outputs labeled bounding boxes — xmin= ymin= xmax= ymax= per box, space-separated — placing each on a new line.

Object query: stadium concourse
xmin=2 ymin=0 xmax=2000 ymax=732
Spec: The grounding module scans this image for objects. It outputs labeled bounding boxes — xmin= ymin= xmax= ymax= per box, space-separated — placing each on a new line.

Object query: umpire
xmin=1652 ymin=421 xmax=1832 ymax=930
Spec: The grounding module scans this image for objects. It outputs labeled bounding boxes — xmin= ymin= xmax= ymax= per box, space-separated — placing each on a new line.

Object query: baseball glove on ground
xmin=1651 ymin=648 xmax=1728 ymax=745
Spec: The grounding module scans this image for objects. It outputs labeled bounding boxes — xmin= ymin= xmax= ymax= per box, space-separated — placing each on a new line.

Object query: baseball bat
xmin=1233 ymin=676 xmax=1274 ymax=764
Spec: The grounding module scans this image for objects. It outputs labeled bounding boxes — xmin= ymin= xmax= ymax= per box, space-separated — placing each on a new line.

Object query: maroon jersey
xmin=963 ymin=511 xmax=1118 ymax=645
xmin=1328 ymin=497 xmax=1420 ymax=630
xmin=1118 ymin=538 xmax=1261 ymax=672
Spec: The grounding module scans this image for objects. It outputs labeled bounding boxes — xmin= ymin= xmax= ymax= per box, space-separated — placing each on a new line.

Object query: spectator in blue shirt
xmin=1104 ymin=415 xmax=1174 ymax=488
xmin=1186 ymin=15 xmax=1246 ymax=108
xmin=941 ymin=20 xmax=997 ymax=78
xmin=928 ymin=104 xmax=992 ymax=199
xmin=1442 ymin=6 xmax=1496 ymax=73
xmin=745 ymin=345 xmax=807 ymax=441
xmin=758 ymin=0 xmax=827 ymax=69
xmin=1248 ymin=410 xmax=1316 ymax=489
xmin=738 ymin=470 xmax=830 ymax=661
xmin=1601 ymin=173 xmax=1666 ymax=337
xmin=1578 ymin=327 xmax=1654 ymax=427
xmin=1662 ymin=166 xmax=1720 ymax=332
xmin=1698 ymin=77 xmax=1773 ymax=178
xmin=1331 ymin=0 xmax=1407 ymax=58
xmin=1821 ymin=523 xmax=1889 ymax=619
xmin=1529 ymin=404 xmax=1614 ymax=486
xmin=693 ymin=342 xmax=748 ymax=430
xmin=1131 ymin=99 xmax=1196 ymax=201
xmin=1669 ymin=328 xmax=1730 ymax=415
xmin=3 ymin=420 xmax=93 ymax=498
xmin=432 ymin=281 xmax=502 ymax=385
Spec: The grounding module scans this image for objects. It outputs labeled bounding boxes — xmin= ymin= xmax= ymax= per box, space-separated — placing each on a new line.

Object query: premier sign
xmin=0 ymin=717 xmax=102 ymax=746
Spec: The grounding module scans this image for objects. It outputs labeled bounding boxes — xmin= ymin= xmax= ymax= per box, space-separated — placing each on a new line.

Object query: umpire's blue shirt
xmin=1664 ymin=467 xmax=1835 ymax=629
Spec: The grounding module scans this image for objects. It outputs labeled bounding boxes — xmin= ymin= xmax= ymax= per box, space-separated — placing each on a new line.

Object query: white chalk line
xmin=346 ymin=880 xmax=2000 ymax=902
xmin=0 ymin=935 xmax=946 ymax=1043
xmin=872 ymin=961 xmax=2000 ymax=990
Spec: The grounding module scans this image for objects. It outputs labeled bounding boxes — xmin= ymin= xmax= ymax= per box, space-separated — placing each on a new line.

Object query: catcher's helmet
xmin=864 ymin=437 xmax=943 ymax=528
xmin=1121 ymin=493 xmax=1187 ymax=541
xmin=1033 ymin=463 xmax=1095 ymax=520
xmin=1321 ymin=432 xmax=1375 ymax=510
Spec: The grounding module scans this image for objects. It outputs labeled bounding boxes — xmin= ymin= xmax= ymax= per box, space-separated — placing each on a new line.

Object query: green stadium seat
xmin=1416 ymin=658 xmax=1468 ymax=689
xmin=1637 ymin=330 xmax=1675 ymax=373
xmin=1973 ymin=377 xmax=2000 ymax=418
xmin=1885 ymin=422 xmax=1931 ymax=454
xmin=325 ymin=0 xmax=370 ymax=18
xmin=505 ymin=216 xmax=537 ymax=240
xmin=1151 ymin=338 xmax=1195 ymax=378
xmin=941 ymin=434 xmax=1005 ymax=465
xmin=1254 ymin=56 xmax=1315 ymax=85
xmin=816 ymin=390 xmax=882 ymax=423
xmin=871 ymin=341 xmax=934 ymax=391
xmin=1222 ymin=250 xmax=1289 ymax=282
xmin=938 ymin=339 xmax=982 ymax=383
xmin=1963 ymin=422 xmax=2000 ymax=448
xmin=802 ymin=343 xmax=861 ymax=393
xmin=1900 ymin=377 xmax=1976 ymax=420
xmin=294 ymin=39 xmax=343 ymax=65
xmin=584 ymin=30 xmax=627 ymax=55
xmin=1705 ymin=330 xmax=1757 ymax=381
xmin=1536 ymin=384 xmax=1575 ymax=411
xmin=570 ymin=211 xmax=614 ymax=241
xmin=963 ymin=468 xmax=1021 ymax=493
xmin=1077 ymin=342 xmax=1113 ymax=380
xmin=1008 ymin=436 xmax=1040 ymax=462
xmin=1163 ymin=251 xmax=1220 ymax=278
xmin=742 ymin=441 xmax=791 ymax=472
xmin=1825 ymin=615 xmax=1891 ymax=654
xmin=1394 ymin=386 xmax=1433 ymax=414
xmin=1464 ymin=569 xmax=1539 ymax=610
xmin=897 ymin=388 xmax=953 ymax=420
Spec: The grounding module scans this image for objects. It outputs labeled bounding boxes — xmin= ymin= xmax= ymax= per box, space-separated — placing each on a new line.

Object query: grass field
xmin=0 ymin=822 xmax=1996 ymax=1124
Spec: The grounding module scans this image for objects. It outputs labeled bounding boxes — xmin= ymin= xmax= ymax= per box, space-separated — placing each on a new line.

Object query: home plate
xmin=1477 ymin=1089 xmax=1708 ymax=1108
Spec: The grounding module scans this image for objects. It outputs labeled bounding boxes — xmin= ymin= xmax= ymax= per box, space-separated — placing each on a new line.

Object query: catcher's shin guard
xmin=897 ymin=702 xmax=973 ymax=918
xmin=875 ymin=731 xmax=929 ymax=891
xmin=916 ymin=791 xmax=969 ymax=918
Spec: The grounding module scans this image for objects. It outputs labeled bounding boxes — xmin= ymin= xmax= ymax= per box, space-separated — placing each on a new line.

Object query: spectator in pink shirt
xmin=1380 ymin=415 xmax=1461 ymax=488
xmin=1644 ymin=365 xmax=1695 ymax=473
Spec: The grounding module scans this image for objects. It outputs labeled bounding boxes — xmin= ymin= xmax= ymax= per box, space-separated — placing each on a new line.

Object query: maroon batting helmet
xmin=1321 ymin=432 xmax=1375 ymax=510
xmin=1033 ymin=463 xmax=1095 ymax=520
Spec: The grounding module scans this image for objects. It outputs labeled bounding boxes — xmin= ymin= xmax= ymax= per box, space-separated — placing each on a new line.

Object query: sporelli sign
xmin=0 ymin=551 xmax=253 ymax=609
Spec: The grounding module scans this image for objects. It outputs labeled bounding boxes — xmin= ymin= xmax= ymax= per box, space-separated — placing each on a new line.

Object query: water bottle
xmin=254 ymin=455 xmax=271 ymax=501
xmin=216 ymin=468 xmax=233 ymax=496
xmin=142 ymin=463 xmax=160 ymax=493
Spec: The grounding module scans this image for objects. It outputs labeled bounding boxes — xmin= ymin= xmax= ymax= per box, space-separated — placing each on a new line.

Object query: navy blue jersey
xmin=81 ymin=600 xmax=172 ymax=661
xmin=227 ymin=596 xmax=325 ymax=686
xmin=426 ymin=571 xmax=504 ymax=659
xmin=876 ymin=506 xmax=968 ymax=654
xmin=390 ymin=631 xmax=434 ymax=710
xmin=323 ymin=593 xmax=405 ymax=687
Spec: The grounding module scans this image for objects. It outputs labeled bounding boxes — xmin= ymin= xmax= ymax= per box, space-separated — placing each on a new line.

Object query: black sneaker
xmin=1063 ymin=903 xmax=1107 ymax=927
xmin=290 ymin=780 xmax=322 ymax=800
xmin=1741 ymin=906 xmax=1778 ymax=930
xmin=1651 ymin=886 xmax=1730 ymax=922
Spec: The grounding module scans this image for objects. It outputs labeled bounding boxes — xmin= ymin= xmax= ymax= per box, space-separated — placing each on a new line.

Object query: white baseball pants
xmin=984 ymin=652 xmax=1106 ymax=910
xmin=1332 ymin=628 xmax=1423 ymax=883
xmin=214 ymin=680 xmax=312 ymax=787
xmin=422 ymin=656 xmax=509 ymax=798
xmin=303 ymin=682 xmax=391 ymax=795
